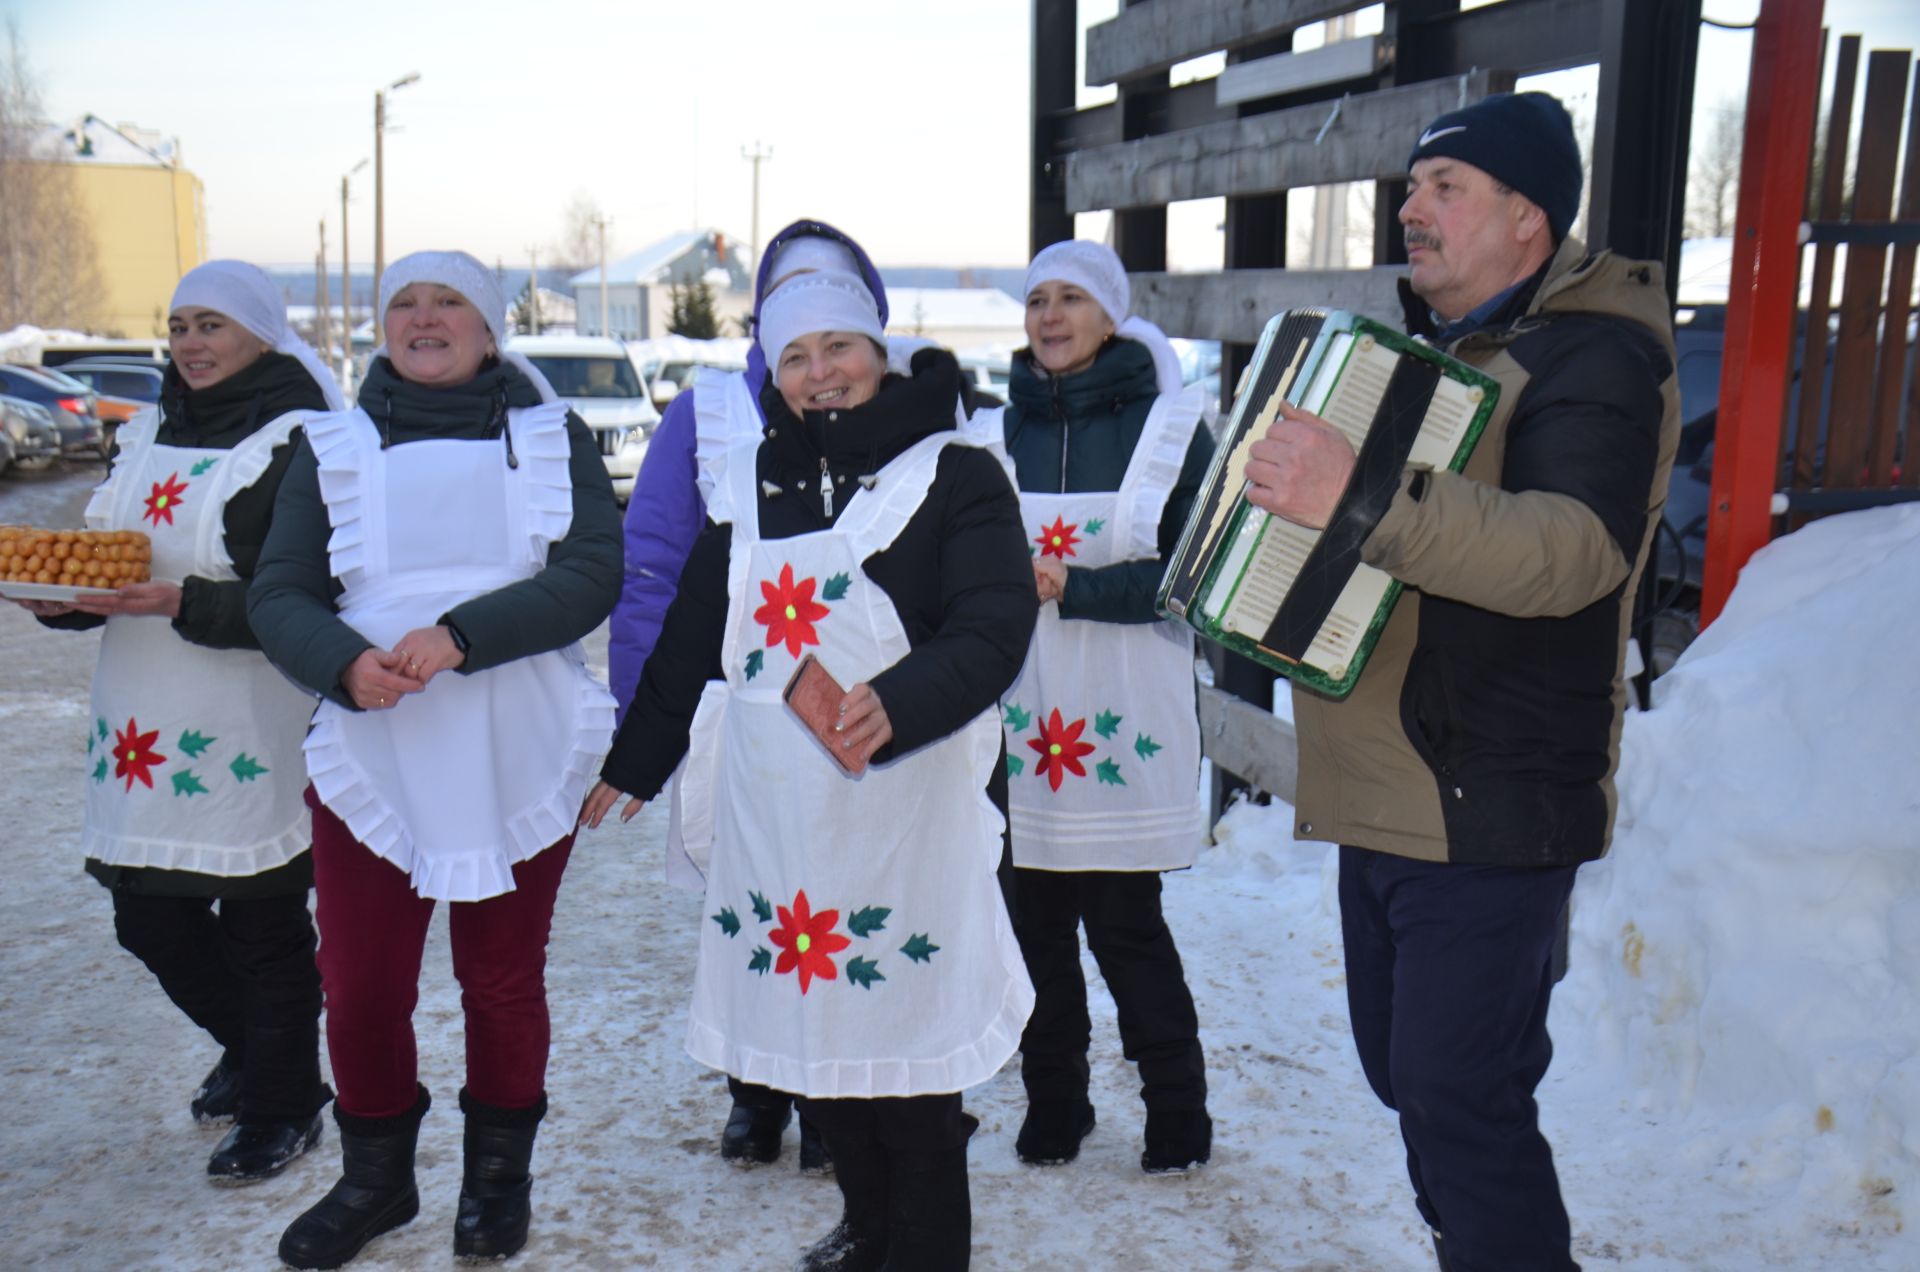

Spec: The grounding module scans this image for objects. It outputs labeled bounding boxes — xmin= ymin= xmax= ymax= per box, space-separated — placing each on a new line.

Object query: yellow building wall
xmin=65 ymin=164 xmax=206 ymax=338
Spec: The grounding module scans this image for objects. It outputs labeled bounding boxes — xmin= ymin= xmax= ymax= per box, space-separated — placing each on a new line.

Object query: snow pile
xmin=1556 ymin=504 xmax=1920 ymax=1236
xmin=0 ymin=323 xmax=98 ymax=363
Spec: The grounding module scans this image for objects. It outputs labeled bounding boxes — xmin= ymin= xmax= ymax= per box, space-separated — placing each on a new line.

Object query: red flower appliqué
xmin=1028 ymin=708 xmax=1096 ymax=792
xmin=753 ymin=563 xmax=831 ymax=657
xmin=1035 ymin=516 xmax=1080 ymax=559
xmin=768 ymin=889 xmax=852 ymax=994
xmin=143 ymin=472 xmax=190 ymax=527
xmin=113 ymin=718 xmax=166 ymax=791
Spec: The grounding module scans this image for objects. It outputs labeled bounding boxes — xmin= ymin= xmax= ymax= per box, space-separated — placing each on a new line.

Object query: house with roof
xmin=569 ymin=230 xmax=751 ymax=340
xmin=32 ymin=116 xmax=206 ymax=338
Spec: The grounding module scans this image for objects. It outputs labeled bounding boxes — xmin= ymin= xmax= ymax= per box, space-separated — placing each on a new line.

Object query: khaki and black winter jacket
xmin=1291 ymin=235 xmax=1680 ymax=867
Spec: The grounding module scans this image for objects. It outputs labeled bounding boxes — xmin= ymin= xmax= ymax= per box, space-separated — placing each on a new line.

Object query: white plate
xmin=0 ymin=580 xmax=120 ymax=602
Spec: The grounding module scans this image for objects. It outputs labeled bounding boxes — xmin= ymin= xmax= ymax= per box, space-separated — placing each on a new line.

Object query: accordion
xmin=1157 ymin=309 xmax=1499 ymax=698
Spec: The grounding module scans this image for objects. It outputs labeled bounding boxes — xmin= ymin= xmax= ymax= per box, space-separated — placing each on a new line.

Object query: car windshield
xmin=527 ymin=355 xmax=643 ymax=399
xmin=22 ymin=365 xmax=89 ymax=393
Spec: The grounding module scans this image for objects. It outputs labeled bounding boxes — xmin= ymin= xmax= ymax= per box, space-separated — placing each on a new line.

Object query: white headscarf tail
xmin=169 ymin=259 xmax=346 ymax=410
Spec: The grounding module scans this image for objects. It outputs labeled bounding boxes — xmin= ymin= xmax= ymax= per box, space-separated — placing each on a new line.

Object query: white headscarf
xmin=169 ymin=260 xmax=346 ymax=409
xmin=766 ymin=236 xmax=861 ymax=289
xmin=1024 ymin=239 xmax=1184 ymax=395
xmin=757 ymin=269 xmax=885 ymax=367
xmin=375 ymin=250 xmax=557 ymax=403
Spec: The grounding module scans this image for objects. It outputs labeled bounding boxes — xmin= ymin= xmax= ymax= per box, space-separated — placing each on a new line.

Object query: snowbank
xmin=1556 ymin=504 xmax=1920 ymax=1239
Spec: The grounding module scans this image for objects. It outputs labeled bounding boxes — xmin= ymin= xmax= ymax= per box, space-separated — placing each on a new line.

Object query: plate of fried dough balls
xmin=0 ymin=526 xmax=153 ymax=600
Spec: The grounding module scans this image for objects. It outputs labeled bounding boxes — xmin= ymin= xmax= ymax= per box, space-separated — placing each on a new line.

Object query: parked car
xmin=57 ymin=360 xmax=165 ymax=405
xmin=0 ymin=364 xmax=105 ymax=458
xmin=1 ymin=394 xmax=63 ymax=474
xmin=510 ymin=335 xmax=662 ymax=502
xmin=630 ymin=336 xmax=753 ymax=412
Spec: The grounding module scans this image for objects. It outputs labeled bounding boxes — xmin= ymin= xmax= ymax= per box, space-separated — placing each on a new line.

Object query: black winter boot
xmin=278 ymin=1087 xmax=429 ymax=1270
xmin=721 ymin=1100 xmax=792 ymax=1164
xmin=798 ymin=1114 xmax=834 ymax=1177
xmin=1014 ymin=1099 xmax=1095 ymax=1165
xmin=1432 ymin=1230 xmax=1455 ymax=1271
xmin=1140 ymin=1107 xmax=1211 ymax=1174
xmin=208 ymin=1111 xmax=325 ymax=1184
xmin=453 ymin=1089 xmax=545 ymax=1263
xmin=879 ymin=1144 xmax=971 ymax=1271
xmin=799 ymin=1125 xmax=889 ymax=1271
xmin=192 ymin=1059 xmax=244 ymax=1124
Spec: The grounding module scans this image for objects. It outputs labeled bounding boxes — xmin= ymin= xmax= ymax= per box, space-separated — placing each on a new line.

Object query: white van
xmin=508 ymin=335 xmax=661 ymax=502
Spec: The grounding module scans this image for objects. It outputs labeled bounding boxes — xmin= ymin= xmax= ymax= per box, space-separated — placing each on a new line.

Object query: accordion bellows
xmin=1157 ymin=309 xmax=1500 ymax=699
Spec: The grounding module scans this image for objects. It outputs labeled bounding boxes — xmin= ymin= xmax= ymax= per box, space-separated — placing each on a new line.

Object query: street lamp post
xmin=341 ymin=158 xmax=368 ymax=392
xmin=372 ymin=72 xmax=420 ymax=292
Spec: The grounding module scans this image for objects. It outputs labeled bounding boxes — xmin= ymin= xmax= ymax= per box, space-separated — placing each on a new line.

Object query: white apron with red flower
xmin=79 ymin=409 xmax=316 ymax=874
xmin=685 ymin=429 xmax=1034 ymax=1098
xmin=300 ymin=406 xmax=616 ymax=902
xmin=1001 ymin=387 xmax=1207 ymax=872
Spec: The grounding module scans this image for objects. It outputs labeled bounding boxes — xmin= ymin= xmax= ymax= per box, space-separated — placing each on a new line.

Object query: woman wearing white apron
xmin=584 ymin=270 xmax=1038 ymax=1271
xmin=997 ymin=240 xmax=1219 ymax=1174
xmin=608 ymin=219 xmax=908 ymax=1174
xmin=248 ymin=252 xmax=621 ymax=1268
xmin=15 ymin=261 xmax=342 ymax=1190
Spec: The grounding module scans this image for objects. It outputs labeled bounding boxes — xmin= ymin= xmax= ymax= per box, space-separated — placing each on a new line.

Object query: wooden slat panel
xmin=1197 ymin=683 xmax=1298 ymax=805
xmin=1792 ymin=35 xmax=1859 ymax=491
xmin=1086 ymin=0 xmax=1357 ymax=87
xmin=1066 ymin=73 xmax=1496 ymax=214
xmin=1213 ymin=34 xmax=1389 ymax=107
xmin=1128 ymin=267 xmax=1406 ymax=343
xmin=1826 ymin=50 xmax=1908 ymax=489
xmin=1868 ymin=56 xmax=1919 ymax=487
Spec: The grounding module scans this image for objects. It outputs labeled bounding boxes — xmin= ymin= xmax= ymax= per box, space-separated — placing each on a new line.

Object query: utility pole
xmin=340 ymin=176 xmax=351 ymax=381
xmin=315 ymin=220 xmax=332 ymax=371
xmin=372 ymin=73 xmax=420 ymax=292
xmin=742 ymin=141 xmax=773 ymax=274
xmin=526 ymin=246 xmax=541 ymax=335
xmin=593 ymin=215 xmax=611 ymax=337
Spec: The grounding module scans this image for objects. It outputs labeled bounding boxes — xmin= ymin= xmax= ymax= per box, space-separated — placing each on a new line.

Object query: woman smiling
xmin=249 ymin=250 xmax=622 ymax=1268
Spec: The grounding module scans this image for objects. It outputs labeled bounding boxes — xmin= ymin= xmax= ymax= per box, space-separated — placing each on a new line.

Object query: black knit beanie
xmin=1407 ymin=92 xmax=1583 ymax=241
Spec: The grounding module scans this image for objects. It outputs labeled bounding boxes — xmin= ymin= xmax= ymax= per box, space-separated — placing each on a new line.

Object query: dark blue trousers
xmin=1339 ymin=845 xmax=1581 ymax=1272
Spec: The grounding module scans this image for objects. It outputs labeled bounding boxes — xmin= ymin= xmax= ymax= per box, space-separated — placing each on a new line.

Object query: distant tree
xmin=668 ymin=278 xmax=721 ymax=339
xmin=0 ymin=21 xmax=105 ymax=331
xmin=509 ymin=279 xmax=544 ymax=335
xmin=1687 ymin=101 xmax=1744 ymax=239
xmin=550 ymin=192 xmax=603 ymax=275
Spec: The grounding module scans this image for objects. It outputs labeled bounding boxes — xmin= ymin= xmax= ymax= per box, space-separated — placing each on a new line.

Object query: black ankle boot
xmin=720 ymin=1099 xmax=792 ymax=1164
xmin=278 ymin=1087 xmax=429 ymax=1270
xmin=879 ymin=1143 xmax=971 ymax=1272
xmin=798 ymin=1115 xmax=834 ymax=1176
xmin=207 ymin=1111 xmax=325 ymax=1184
xmin=1014 ymin=1099 xmax=1095 ymax=1165
xmin=1141 ymin=1107 xmax=1211 ymax=1174
xmin=192 ymin=1059 xmax=243 ymax=1124
xmin=453 ymin=1089 xmax=545 ymax=1263
xmin=800 ymin=1124 xmax=888 ymax=1271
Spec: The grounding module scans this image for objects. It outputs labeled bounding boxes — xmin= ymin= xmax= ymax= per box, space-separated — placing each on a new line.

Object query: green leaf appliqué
xmin=189 ymin=457 xmax=220 ymax=476
xmin=1134 ymin=733 xmax=1163 ymax=760
xmin=230 ymin=753 xmax=269 ymax=782
xmin=1006 ymin=753 xmax=1025 ymax=779
xmin=1002 ymin=703 xmax=1032 ymax=732
xmin=178 ymin=729 xmax=217 ymax=758
xmin=1095 ymin=758 xmax=1126 ymax=786
xmin=171 ymin=770 xmax=209 ymax=797
xmin=744 ymin=649 xmax=764 ymax=681
xmin=845 ymin=956 xmax=886 ymax=989
xmin=91 ymin=757 xmax=107 ymax=784
xmin=847 ymin=906 xmax=892 ymax=938
xmin=748 ymin=947 xmax=772 ymax=975
xmin=900 ymin=934 xmax=940 ymax=964
xmin=1083 ymin=517 xmax=1105 ymax=536
xmin=713 ymin=907 xmax=741 ymax=937
xmin=749 ymin=890 xmax=773 ymax=923
xmin=1093 ymin=710 xmax=1122 ymax=739
xmin=821 ymin=572 xmax=852 ymax=601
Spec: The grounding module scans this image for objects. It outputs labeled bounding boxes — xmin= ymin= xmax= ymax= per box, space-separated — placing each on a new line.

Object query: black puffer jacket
xmin=248 ymin=356 xmax=622 ymax=709
xmin=38 ymin=353 xmax=329 ymax=648
xmin=1002 ymin=339 xmax=1214 ymax=623
xmin=602 ymin=349 xmax=1037 ymax=802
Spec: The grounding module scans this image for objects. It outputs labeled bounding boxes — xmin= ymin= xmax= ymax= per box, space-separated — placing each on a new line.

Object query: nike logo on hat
xmin=1419 ymin=125 xmax=1467 ymax=147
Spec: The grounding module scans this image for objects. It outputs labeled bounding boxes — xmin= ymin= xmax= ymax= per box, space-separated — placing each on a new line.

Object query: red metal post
xmin=1699 ymin=0 xmax=1826 ymax=627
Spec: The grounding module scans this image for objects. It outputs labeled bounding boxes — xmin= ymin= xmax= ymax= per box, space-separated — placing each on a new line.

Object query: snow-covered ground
xmin=1 ymin=471 xmax=1915 ymax=1270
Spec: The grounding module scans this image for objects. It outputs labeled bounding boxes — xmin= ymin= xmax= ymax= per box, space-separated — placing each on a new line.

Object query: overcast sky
xmin=11 ymin=0 xmax=1919 ymax=272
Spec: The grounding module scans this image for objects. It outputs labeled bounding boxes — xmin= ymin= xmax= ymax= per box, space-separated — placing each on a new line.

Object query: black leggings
xmin=109 ymin=887 xmax=324 ymax=1122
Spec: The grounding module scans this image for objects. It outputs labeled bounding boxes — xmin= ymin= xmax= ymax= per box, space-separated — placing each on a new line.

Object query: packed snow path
xmin=1 ymin=484 xmax=1914 ymax=1269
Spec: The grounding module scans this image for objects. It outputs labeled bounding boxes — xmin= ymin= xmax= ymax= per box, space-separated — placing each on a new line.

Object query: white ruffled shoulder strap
xmin=83 ymin=407 xmax=160 ymax=530
xmin=1118 ymin=384 xmax=1208 ymax=563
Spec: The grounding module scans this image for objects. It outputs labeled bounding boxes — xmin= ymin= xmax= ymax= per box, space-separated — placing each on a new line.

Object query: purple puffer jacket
xmin=608 ymin=220 xmax=892 ymax=719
